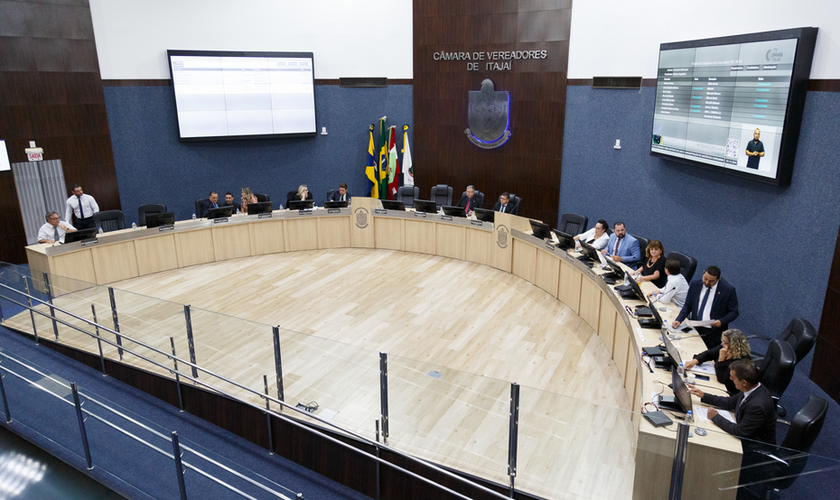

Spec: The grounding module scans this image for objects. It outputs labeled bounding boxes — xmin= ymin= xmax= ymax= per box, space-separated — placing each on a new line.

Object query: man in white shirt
xmin=38 ymin=211 xmax=76 ymax=244
xmin=648 ymin=259 xmax=689 ymax=308
xmin=573 ymin=219 xmax=610 ymax=250
xmin=65 ymin=184 xmax=99 ymax=230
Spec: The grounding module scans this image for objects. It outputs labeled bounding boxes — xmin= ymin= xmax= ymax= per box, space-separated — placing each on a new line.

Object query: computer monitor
xmin=648 ymin=299 xmax=664 ymax=328
xmin=473 ymin=208 xmax=495 ymax=222
xmin=579 ymin=240 xmax=603 ymax=264
xmin=529 ymin=220 xmax=550 ymax=239
xmin=381 ymin=200 xmax=405 ymax=211
xmin=63 ymin=228 xmax=98 ymax=244
xmin=247 ymin=201 xmax=273 ymax=215
xmin=604 ymin=257 xmax=625 ymax=280
xmin=146 ymin=212 xmax=175 ymax=228
xmin=442 ymin=205 xmax=468 ymax=218
xmin=625 ymin=274 xmax=648 ymax=302
xmin=551 ymin=229 xmax=575 ymax=249
xmin=670 ymin=365 xmax=693 ymax=415
xmin=662 ymin=331 xmax=683 ymax=368
xmin=206 ymin=206 xmax=234 ymax=219
xmin=413 ymin=199 xmax=438 ymax=214
xmin=324 ymin=200 xmax=349 ymax=209
xmin=288 ymin=199 xmax=314 ymax=210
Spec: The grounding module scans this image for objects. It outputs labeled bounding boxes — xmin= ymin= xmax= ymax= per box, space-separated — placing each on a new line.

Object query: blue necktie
xmin=698 ymin=287 xmax=711 ymax=320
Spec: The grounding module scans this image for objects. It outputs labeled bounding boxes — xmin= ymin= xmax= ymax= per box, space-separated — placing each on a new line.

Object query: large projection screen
xmin=167 ymin=50 xmax=317 ymax=141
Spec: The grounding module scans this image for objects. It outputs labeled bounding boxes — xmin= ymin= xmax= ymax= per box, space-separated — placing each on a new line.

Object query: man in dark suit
xmin=672 ymin=265 xmax=739 ymax=348
xmin=200 ymin=191 xmax=219 ymax=218
xmin=455 ymin=185 xmax=480 ymax=216
xmin=330 ymin=183 xmax=351 ymax=202
xmin=493 ymin=192 xmax=512 ymax=213
xmin=222 ymin=192 xmax=236 ymax=208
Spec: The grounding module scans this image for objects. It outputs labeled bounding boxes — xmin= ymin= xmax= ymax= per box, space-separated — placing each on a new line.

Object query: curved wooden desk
xmin=25 ymin=197 xmax=739 ymax=499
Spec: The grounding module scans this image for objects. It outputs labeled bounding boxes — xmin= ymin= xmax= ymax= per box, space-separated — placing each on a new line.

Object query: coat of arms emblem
xmin=465 ymin=79 xmax=511 ymax=149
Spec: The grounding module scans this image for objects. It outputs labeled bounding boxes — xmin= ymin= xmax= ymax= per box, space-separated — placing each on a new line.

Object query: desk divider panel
xmin=92 ymin=241 xmax=139 ymax=284
xmin=578 ymin=278 xmax=601 ymax=330
xmin=373 ymin=217 xmax=404 ymax=251
xmin=464 ymin=227 xmax=492 ymax=267
xmin=557 ymin=260 xmax=581 ymax=314
xmin=404 ymin=220 xmax=436 ymax=254
xmin=248 ymin=219 xmax=286 ymax=256
xmin=175 ymin=229 xmax=215 ymax=268
xmin=435 ymin=223 xmax=465 ymax=260
xmin=317 ymin=216 xmax=351 ymax=249
xmin=212 ymin=224 xmax=252 ymax=261
xmin=511 ymin=239 xmax=536 ymax=284
xmin=134 ymin=234 xmax=179 ymax=276
xmin=534 ymin=247 xmax=560 ymax=297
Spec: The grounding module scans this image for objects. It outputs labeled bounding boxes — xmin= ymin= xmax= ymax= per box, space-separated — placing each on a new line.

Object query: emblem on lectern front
xmin=465 ymin=79 xmax=511 ymax=149
xmin=496 ymin=225 xmax=509 ymax=248
xmin=355 ymin=207 xmax=369 ymax=228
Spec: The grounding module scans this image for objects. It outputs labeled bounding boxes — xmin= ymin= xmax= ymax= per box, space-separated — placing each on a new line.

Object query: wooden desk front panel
xmin=349 ymin=198 xmax=377 ymax=248
xmin=286 ymin=218 xmax=319 ymax=252
xmin=92 ymin=241 xmax=138 ymax=284
xmin=465 ymin=228 xmax=492 ymax=267
xmin=404 ymin=220 xmax=435 ymax=254
xmin=175 ymin=229 xmax=215 ymax=268
xmin=612 ymin=317 xmax=631 ymax=383
xmin=578 ymin=277 xmax=601 ymax=330
xmin=317 ymin=216 xmax=351 ymax=249
xmin=599 ymin=304 xmax=617 ymax=356
xmin=49 ymin=249 xmax=96 ymax=289
xmin=374 ymin=218 xmax=404 ymax=251
xmin=134 ymin=234 xmax=179 ymax=276
xmin=558 ymin=260 xmax=581 ymax=314
xmin=511 ymin=239 xmax=536 ymax=284
xmin=534 ymin=248 xmax=560 ymax=297
xmin=436 ymin=224 xmax=465 ymax=261
xmin=249 ymin=220 xmax=286 ymax=256
xmin=213 ymin=224 xmax=252 ymax=261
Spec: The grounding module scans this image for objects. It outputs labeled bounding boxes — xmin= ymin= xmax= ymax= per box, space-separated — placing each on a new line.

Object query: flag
xmin=378 ymin=117 xmax=388 ymax=199
xmin=402 ymin=125 xmax=413 ymax=186
xmin=387 ymin=126 xmax=401 ymax=199
xmin=364 ymin=125 xmax=378 ymax=198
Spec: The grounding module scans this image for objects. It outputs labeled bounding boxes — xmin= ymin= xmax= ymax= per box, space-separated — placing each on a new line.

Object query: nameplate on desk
xmin=414 ymin=212 xmax=427 ymax=218
xmin=470 ymin=220 xmax=483 ymax=227
xmin=298 ymin=209 xmax=313 ymax=215
xmin=258 ymin=213 xmax=273 ymax=219
xmin=80 ymin=239 xmax=99 ymax=247
xmin=440 ymin=215 xmax=453 ymax=221
xmin=327 ymin=208 xmax=341 ymax=214
xmin=158 ymin=225 xmax=175 ymax=232
xmin=544 ymin=241 xmax=556 ymax=251
xmin=213 ymin=218 xmax=229 ymax=224
xmin=374 ymin=209 xmax=388 ymax=215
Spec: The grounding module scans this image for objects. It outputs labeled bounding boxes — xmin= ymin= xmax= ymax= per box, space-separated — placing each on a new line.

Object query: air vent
xmin=592 ymin=77 xmax=643 ymax=89
xmin=340 ymin=77 xmax=388 ymax=88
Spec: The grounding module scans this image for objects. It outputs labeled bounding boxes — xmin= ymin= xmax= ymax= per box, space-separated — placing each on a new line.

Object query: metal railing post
xmin=91 ymin=304 xmax=107 ymax=375
xmin=42 ymin=272 xmax=59 ymax=340
xmin=71 ymin=382 xmax=93 ymax=470
xmin=507 ymin=382 xmax=520 ymax=498
xmin=379 ymin=353 xmax=389 ymax=444
xmin=183 ymin=305 xmax=198 ymax=379
xmin=22 ymin=277 xmax=39 ymax=344
xmin=0 ymin=292 xmax=4 ymax=323
xmin=272 ymin=326 xmax=284 ymax=406
xmin=170 ymin=337 xmax=184 ymax=412
xmin=668 ymin=422 xmax=690 ymax=500
xmin=0 ymin=365 xmax=11 ymax=423
xmin=108 ymin=287 xmax=124 ymax=360
xmin=263 ymin=375 xmax=275 ymax=455
xmin=171 ymin=431 xmax=188 ymax=500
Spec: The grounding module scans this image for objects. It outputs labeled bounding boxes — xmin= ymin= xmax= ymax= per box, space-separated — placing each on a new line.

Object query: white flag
xmin=402 ymin=125 xmax=414 ymax=186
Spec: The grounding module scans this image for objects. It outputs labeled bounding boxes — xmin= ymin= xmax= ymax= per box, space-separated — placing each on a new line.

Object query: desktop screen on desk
xmin=167 ymin=50 xmax=317 ymax=141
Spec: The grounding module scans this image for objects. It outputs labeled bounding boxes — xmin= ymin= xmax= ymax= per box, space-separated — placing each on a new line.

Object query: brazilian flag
xmin=378 ymin=117 xmax=388 ymax=199
xmin=364 ymin=125 xmax=378 ymax=198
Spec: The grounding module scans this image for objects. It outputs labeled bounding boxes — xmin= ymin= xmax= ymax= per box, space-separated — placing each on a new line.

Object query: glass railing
xmin=0 ymin=348 xmax=301 ymax=499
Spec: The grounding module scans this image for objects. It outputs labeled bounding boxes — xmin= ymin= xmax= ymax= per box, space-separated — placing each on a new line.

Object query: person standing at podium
xmin=38 ymin=211 xmax=76 ymax=244
xmin=64 ymin=184 xmax=99 ymax=230
xmin=493 ymin=193 xmax=512 ymax=213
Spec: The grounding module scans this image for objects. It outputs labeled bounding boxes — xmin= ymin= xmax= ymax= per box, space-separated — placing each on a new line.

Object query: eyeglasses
xmin=48 ymin=216 xmax=59 ymax=220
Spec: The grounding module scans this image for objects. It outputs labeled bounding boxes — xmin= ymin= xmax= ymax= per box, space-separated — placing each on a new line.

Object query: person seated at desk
xmin=38 ymin=211 xmax=76 ymax=244
xmin=222 ymin=192 xmax=236 ymax=209
xmin=684 ymin=329 xmax=751 ymax=394
xmin=200 ymin=191 xmax=219 ymax=218
xmin=601 ymin=221 xmax=640 ymax=266
xmin=241 ymin=187 xmax=258 ymax=214
xmin=493 ymin=192 xmax=513 ymax=213
xmin=648 ymin=259 xmax=689 ymax=308
xmin=630 ymin=239 xmax=667 ymax=288
xmin=671 ymin=265 xmax=739 ymax=349
xmin=330 ymin=183 xmax=351 ymax=202
xmin=573 ymin=219 xmax=610 ymax=250
xmin=455 ymin=185 xmax=479 ymax=216
xmin=294 ymin=185 xmax=313 ymax=202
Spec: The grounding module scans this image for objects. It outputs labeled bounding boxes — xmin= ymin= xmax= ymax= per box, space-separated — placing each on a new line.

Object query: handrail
xmin=0 ymin=281 xmax=511 ymax=500
xmin=0 ymin=352 xmax=293 ymax=500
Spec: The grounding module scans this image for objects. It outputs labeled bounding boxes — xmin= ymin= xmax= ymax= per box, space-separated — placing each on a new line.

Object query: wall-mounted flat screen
xmin=167 ymin=50 xmax=317 ymax=141
xmin=650 ymin=28 xmax=817 ymax=186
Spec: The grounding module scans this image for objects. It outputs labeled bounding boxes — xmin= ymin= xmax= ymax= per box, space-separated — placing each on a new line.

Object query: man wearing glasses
xmin=38 ymin=211 xmax=76 ymax=244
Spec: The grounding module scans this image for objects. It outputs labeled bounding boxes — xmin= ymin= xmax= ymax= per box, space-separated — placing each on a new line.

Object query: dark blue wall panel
xmin=103 ymin=85 xmax=412 ymax=223
xmin=559 ymin=86 xmax=840 ymax=373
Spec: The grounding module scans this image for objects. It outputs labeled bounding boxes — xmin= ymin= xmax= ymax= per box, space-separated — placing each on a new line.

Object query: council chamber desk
xmin=25 ymin=197 xmax=740 ymax=499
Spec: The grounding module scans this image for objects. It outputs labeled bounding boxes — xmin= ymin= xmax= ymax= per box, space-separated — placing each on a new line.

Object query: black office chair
xmin=747 ymin=395 xmax=828 ymax=499
xmin=138 ymin=204 xmax=166 ymax=227
xmin=195 ymin=198 xmax=208 ymax=217
xmin=430 ymin=184 xmax=453 ymax=209
xmin=459 ymin=189 xmax=484 ymax=209
xmin=94 ymin=210 xmax=126 ymax=232
xmin=396 ymin=185 xmax=420 ymax=207
xmin=632 ymin=234 xmax=651 ymax=256
xmin=666 ymin=251 xmax=698 ymax=282
xmin=559 ymin=213 xmax=588 ymax=235
xmin=326 ymin=189 xmax=336 ymax=202
xmin=507 ymin=194 xmax=522 ymax=215
xmin=749 ymin=318 xmax=817 ymax=367
xmin=254 ymin=193 xmax=270 ymax=203
xmin=756 ymin=339 xmax=796 ymax=417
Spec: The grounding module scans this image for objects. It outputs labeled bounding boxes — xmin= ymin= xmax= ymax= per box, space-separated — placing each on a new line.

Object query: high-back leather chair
xmin=430 ymin=184 xmax=453 ymax=209
xmin=254 ymin=193 xmax=270 ymax=203
xmin=326 ymin=189 xmax=336 ymax=202
xmin=507 ymin=194 xmax=522 ymax=215
xmin=559 ymin=213 xmax=588 ymax=235
xmin=666 ymin=251 xmax=698 ymax=282
xmin=94 ymin=210 xmax=126 ymax=232
xmin=396 ymin=185 xmax=420 ymax=208
xmin=632 ymin=234 xmax=651 ymax=256
xmin=757 ymin=339 xmax=796 ymax=416
xmin=138 ymin=204 xmax=166 ymax=227
xmin=750 ymin=318 xmax=817 ymax=366
xmin=194 ymin=198 xmax=208 ymax=217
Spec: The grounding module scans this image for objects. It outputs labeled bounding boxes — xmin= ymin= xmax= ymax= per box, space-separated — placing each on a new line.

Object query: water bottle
xmin=131 ymin=222 xmax=137 ymax=230
xmin=192 ymin=213 xmax=196 ymax=220
xmin=97 ymin=227 xmax=103 ymax=235
xmin=686 ymin=410 xmax=694 ymax=424
xmin=678 ymin=362 xmax=685 ymax=376
xmin=622 ymin=272 xmax=630 ymax=286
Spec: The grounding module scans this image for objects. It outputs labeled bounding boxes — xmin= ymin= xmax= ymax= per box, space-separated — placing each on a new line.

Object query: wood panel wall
xmin=811 ymin=225 xmax=840 ymax=401
xmin=413 ymin=0 xmax=572 ymax=226
xmin=0 ymin=0 xmax=120 ymax=264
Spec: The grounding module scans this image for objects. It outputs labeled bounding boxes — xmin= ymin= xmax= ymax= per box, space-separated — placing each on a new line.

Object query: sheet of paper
xmin=688 ymin=362 xmax=715 ymax=375
xmin=695 ymin=407 xmax=735 ymax=423
xmin=687 ymin=319 xmax=714 ymax=328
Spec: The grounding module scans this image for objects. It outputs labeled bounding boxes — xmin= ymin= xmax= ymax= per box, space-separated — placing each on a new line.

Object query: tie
xmin=698 ymin=287 xmax=711 ymax=320
xmin=78 ymin=196 xmax=85 ymax=219
xmin=53 ymin=226 xmax=59 ymax=242
xmin=734 ymin=393 xmax=746 ymax=420
xmin=213 ymin=202 xmax=218 ymax=208
xmin=614 ymin=237 xmax=620 ymax=255
xmin=465 ymin=198 xmax=471 ymax=214
xmin=341 ymin=194 xmax=345 ymax=201
xmin=501 ymin=204 xmax=505 ymax=213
